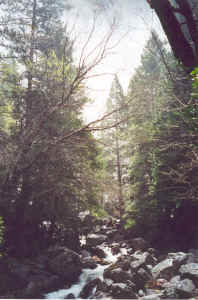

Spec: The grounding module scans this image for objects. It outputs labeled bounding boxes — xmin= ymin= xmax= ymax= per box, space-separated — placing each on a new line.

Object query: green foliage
xmin=91 ymin=206 xmax=108 ymax=218
xmin=124 ymin=218 xmax=136 ymax=230
xmin=0 ymin=0 xmax=103 ymax=257
xmin=124 ymin=33 xmax=198 ymax=250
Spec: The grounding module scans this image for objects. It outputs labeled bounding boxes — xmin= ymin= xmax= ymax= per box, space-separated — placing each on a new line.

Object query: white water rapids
xmin=45 ymin=246 xmax=127 ymax=299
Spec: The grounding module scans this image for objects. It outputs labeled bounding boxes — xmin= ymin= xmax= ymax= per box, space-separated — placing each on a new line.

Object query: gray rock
xmin=48 ymin=247 xmax=82 ymax=283
xmin=104 ymin=267 xmax=133 ymax=283
xmin=81 ymin=249 xmax=91 ymax=258
xmin=170 ymin=275 xmax=181 ymax=284
xmin=167 ymin=252 xmax=188 ymax=266
xmin=110 ymin=282 xmax=137 ymax=299
xmin=86 ymin=234 xmax=107 ymax=247
xmin=106 ymin=229 xmax=117 ymax=239
xmin=151 ymin=259 xmax=175 ymax=280
xmin=176 ymin=278 xmax=195 ymax=298
xmin=129 ymin=237 xmax=149 ymax=251
xmin=80 ymin=278 xmax=102 ymax=298
xmin=179 ymin=263 xmax=198 ymax=279
xmin=118 ymin=258 xmax=131 ymax=271
xmin=111 ymin=243 xmax=121 ymax=255
xmin=141 ymin=294 xmax=162 ymax=300
xmin=138 ymin=267 xmax=152 ymax=282
xmin=81 ymin=257 xmax=98 ymax=269
xmin=131 ymin=251 xmax=156 ymax=271
xmin=88 ymin=245 xmax=106 ymax=259
xmin=131 ymin=268 xmax=151 ymax=290
xmin=162 ymin=282 xmax=180 ymax=299
xmin=23 ymin=274 xmax=60 ymax=297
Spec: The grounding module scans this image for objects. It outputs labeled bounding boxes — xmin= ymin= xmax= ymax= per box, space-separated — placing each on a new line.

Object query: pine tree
xmin=101 ymin=75 xmax=128 ymax=219
xmin=0 ymin=0 xmax=102 ymax=256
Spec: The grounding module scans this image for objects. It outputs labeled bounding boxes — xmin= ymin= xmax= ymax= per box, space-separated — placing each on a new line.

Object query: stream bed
xmin=45 ymin=245 xmax=126 ymax=299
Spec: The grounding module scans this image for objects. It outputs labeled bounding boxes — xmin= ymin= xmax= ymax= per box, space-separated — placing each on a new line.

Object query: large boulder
xmin=131 ymin=251 xmax=156 ymax=271
xmin=81 ymin=257 xmax=98 ymax=269
xmin=86 ymin=234 xmax=107 ymax=247
xmin=48 ymin=247 xmax=82 ymax=283
xmin=131 ymin=268 xmax=152 ymax=290
xmin=151 ymin=259 xmax=176 ymax=280
xmin=128 ymin=237 xmax=149 ymax=251
xmin=162 ymin=277 xmax=196 ymax=299
xmin=22 ymin=274 xmax=60 ymax=298
xmin=110 ymin=282 xmax=137 ymax=299
xmin=176 ymin=278 xmax=196 ymax=298
xmin=88 ymin=246 xmax=106 ymax=259
xmin=106 ymin=229 xmax=117 ymax=239
xmin=179 ymin=263 xmax=198 ymax=282
xmin=79 ymin=278 xmax=102 ymax=298
xmin=104 ymin=267 xmax=133 ymax=283
xmin=167 ymin=252 xmax=188 ymax=266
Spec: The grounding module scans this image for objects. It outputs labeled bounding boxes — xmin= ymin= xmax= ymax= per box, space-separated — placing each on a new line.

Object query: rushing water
xmin=45 ymin=245 xmax=125 ymax=299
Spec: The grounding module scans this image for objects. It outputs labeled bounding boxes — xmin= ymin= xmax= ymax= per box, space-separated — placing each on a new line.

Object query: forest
xmin=1 ymin=0 xmax=198 ymax=299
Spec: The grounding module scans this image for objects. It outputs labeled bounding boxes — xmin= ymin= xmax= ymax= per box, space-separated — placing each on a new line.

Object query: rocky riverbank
xmin=1 ymin=218 xmax=198 ymax=299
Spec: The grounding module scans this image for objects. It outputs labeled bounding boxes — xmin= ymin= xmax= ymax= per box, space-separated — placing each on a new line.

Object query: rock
xmin=151 ymin=259 xmax=175 ymax=280
xmin=8 ymin=260 xmax=32 ymax=282
xmin=104 ymin=267 xmax=133 ymax=283
xmin=64 ymin=293 xmax=75 ymax=299
xmin=106 ymin=229 xmax=117 ymax=239
xmin=131 ymin=268 xmax=151 ymax=290
xmin=148 ymin=248 xmax=159 ymax=257
xmin=179 ymin=263 xmax=198 ymax=281
xmin=129 ymin=237 xmax=149 ymax=251
xmin=81 ymin=249 xmax=91 ymax=258
xmin=110 ymin=282 xmax=137 ymax=299
xmin=111 ymin=243 xmax=120 ymax=255
xmin=81 ymin=257 xmax=98 ymax=269
xmin=170 ymin=275 xmax=181 ymax=284
xmin=23 ymin=274 xmax=60 ymax=297
xmin=131 ymin=251 xmax=156 ymax=271
xmin=117 ymin=258 xmax=131 ymax=271
xmin=167 ymin=252 xmax=188 ymax=266
xmin=152 ymin=252 xmax=187 ymax=281
xmin=48 ymin=247 xmax=82 ymax=283
xmin=156 ymin=278 xmax=168 ymax=288
xmin=86 ymin=234 xmax=107 ymax=247
xmin=141 ymin=294 xmax=162 ymax=300
xmin=138 ymin=267 xmax=152 ymax=282
xmin=113 ymin=232 xmax=123 ymax=242
xmin=91 ymin=246 xmax=106 ymax=259
xmin=188 ymin=249 xmax=198 ymax=263
xmin=162 ymin=282 xmax=179 ymax=299
xmin=176 ymin=278 xmax=195 ymax=298
xmin=91 ymin=291 xmax=111 ymax=299
xmin=80 ymin=278 xmax=102 ymax=298
xmin=162 ymin=277 xmax=196 ymax=299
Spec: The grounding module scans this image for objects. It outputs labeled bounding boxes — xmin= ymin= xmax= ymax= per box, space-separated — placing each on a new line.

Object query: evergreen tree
xmin=100 ymin=75 xmax=128 ymax=219
xmin=125 ymin=32 xmax=198 ymax=250
xmin=0 ymin=0 xmax=102 ymax=257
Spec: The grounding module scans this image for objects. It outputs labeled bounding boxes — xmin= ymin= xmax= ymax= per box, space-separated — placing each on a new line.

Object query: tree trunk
xmin=176 ymin=0 xmax=198 ymax=61
xmin=151 ymin=0 xmax=197 ymax=69
xmin=115 ymin=127 xmax=124 ymax=219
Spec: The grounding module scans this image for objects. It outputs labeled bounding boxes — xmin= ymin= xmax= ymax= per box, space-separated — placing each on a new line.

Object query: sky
xmin=63 ymin=0 xmax=164 ymax=122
